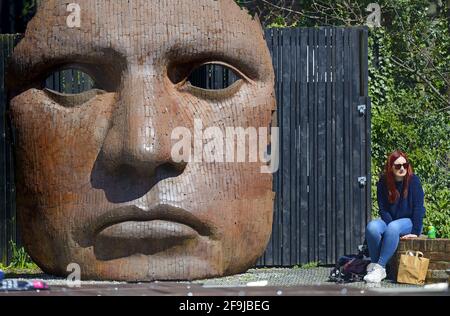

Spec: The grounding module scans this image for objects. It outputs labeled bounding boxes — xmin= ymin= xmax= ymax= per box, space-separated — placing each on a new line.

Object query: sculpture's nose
xmin=91 ymin=65 xmax=187 ymax=202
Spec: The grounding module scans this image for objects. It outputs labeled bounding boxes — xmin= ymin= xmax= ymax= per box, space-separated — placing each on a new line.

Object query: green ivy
xmin=367 ymin=1 xmax=449 ymax=237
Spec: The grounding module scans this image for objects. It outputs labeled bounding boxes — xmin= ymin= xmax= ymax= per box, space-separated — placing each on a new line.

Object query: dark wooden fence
xmin=0 ymin=34 xmax=20 ymax=264
xmin=0 ymin=27 xmax=371 ymax=266
xmin=258 ymin=27 xmax=371 ymax=266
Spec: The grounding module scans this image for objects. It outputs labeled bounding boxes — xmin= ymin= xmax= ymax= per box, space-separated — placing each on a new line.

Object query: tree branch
xmin=391 ymin=56 xmax=450 ymax=107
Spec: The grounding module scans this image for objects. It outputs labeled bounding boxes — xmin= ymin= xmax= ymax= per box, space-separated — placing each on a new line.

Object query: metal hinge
xmin=358 ymin=177 xmax=367 ymax=187
xmin=357 ymin=104 xmax=366 ymax=116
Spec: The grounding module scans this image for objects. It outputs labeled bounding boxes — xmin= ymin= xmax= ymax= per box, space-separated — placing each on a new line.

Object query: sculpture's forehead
xmin=11 ymin=0 xmax=273 ymax=82
xmin=14 ymin=0 xmax=267 ymax=68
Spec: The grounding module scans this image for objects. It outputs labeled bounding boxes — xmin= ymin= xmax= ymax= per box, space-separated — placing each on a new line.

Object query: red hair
xmin=383 ymin=150 xmax=414 ymax=203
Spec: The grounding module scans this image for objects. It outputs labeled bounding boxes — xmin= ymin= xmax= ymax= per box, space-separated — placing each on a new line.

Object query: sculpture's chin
xmin=33 ymin=235 xmax=228 ymax=281
xmin=83 ymin=255 xmax=226 ymax=282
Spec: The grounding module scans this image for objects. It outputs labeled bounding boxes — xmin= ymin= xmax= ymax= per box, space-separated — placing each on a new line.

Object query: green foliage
xmin=367 ymin=0 xmax=450 ymax=237
xmin=293 ymin=261 xmax=320 ymax=269
xmin=21 ymin=0 xmax=38 ymax=20
xmin=301 ymin=261 xmax=320 ymax=269
xmin=422 ymin=184 xmax=450 ymax=238
xmin=3 ymin=240 xmax=38 ymax=271
xmin=266 ymin=16 xmax=299 ymax=29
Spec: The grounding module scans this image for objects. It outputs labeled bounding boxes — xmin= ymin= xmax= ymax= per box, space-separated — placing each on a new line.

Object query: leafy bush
xmin=367 ymin=1 xmax=449 ymax=237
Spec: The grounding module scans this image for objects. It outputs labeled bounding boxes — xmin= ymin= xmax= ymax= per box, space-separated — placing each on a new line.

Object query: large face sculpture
xmin=8 ymin=0 xmax=276 ymax=281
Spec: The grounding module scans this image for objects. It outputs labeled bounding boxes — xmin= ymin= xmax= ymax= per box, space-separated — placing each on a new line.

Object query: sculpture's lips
xmin=83 ymin=204 xmax=214 ymax=261
xmin=93 ymin=220 xmax=200 ymax=260
xmin=97 ymin=220 xmax=199 ymax=240
xmin=77 ymin=204 xmax=213 ymax=250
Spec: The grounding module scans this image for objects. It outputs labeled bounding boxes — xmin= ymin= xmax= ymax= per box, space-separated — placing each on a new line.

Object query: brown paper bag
xmin=397 ymin=250 xmax=430 ymax=285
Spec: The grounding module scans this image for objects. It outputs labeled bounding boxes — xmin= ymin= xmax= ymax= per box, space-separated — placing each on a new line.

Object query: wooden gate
xmin=258 ymin=27 xmax=371 ymax=266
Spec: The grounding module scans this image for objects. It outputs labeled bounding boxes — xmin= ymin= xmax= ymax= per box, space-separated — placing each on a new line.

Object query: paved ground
xmin=1 ymin=267 xmax=449 ymax=296
xmin=191 ymin=267 xmax=425 ymax=289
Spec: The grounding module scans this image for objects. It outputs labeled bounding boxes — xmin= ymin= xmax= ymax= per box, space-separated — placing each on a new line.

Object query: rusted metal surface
xmin=6 ymin=0 xmax=276 ymax=281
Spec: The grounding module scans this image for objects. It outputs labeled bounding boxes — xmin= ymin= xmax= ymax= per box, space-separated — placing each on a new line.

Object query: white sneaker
xmin=363 ymin=264 xmax=386 ymax=283
xmin=366 ymin=263 xmax=377 ymax=273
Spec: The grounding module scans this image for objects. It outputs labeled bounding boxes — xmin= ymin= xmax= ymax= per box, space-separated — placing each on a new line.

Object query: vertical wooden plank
xmin=5 ymin=34 xmax=13 ymax=263
xmin=62 ymin=69 xmax=67 ymax=93
xmin=206 ymin=66 xmax=211 ymax=90
xmin=201 ymin=65 xmax=208 ymax=91
xmin=299 ymin=28 xmax=309 ymax=264
xmin=365 ymin=96 xmax=372 ymax=228
xmin=330 ymin=27 xmax=337 ymax=263
xmin=361 ymin=28 xmax=372 ymax=232
xmin=335 ymin=28 xmax=345 ymax=258
xmin=326 ymin=27 xmax=334 ymax=264
xmin=71 ymin=69 xmax=75 ymax=93
xmin=316 ymin=27 xmax=327 ymax=263
xmin=5 ymin=35 xmax=13 ymax=263
xmin=70 ymin=68 xmax=76 ymax=94
xmin=343 ymin=28 xmax=352 ymax=254
xmin=45 ymin=75 xmax=53 ymax=90
xmin=357 ymin=28 xmax=366 ymax=243
xmin=3 ymin=34 xmax=11 ymax=263
xmin=350 ymin=28 xmax=362 ymax=252
xmin=355 ymin=27 xmax=370 ymax=238
xmin=352 ymin=28 xmax=363 ymax=251
xmin=281 ymin=28 xmax=291 ymax=266
xmin=80 ymin=71 xmax=86 ymax=92
xmin=78 ymin=70 xmax=83 ymax=93
xmin=260 ymin=28 xmax=275 ymax=267
xmin=314 ymin=28 xmax=320 ymax=262
xmin=294 ymin=27 xmax=300 ymax=264
xmin=307 ymin=27 xmax=315 ymax=262
xmin=54 ymin=69 xmax=61 ymax=93
xmin=289 ymin=28 xmax=298 ymax=265
xmin=0 ymin=34 xmax=21 ymax=264
xmin=49 ymin=73 xmax=56 ymax=91
xmin=273 ymin=28 xmax=281 ymax=266
xmin=0 ymin=35 xmax=6 ymax=264
xmin=9 ymin=35 xmax=21 ymax=254
xmin=213 ymin=64 xmax=224 ymax=90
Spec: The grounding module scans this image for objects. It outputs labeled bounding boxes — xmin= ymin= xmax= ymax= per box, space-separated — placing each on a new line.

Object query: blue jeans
xmin=365 ymin=218 xmax=413 ymax=268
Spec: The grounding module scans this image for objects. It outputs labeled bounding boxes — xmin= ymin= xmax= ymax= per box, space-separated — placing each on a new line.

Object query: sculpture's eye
xmin=171 ymin=62 xmax=246 ymax=100
xmin=43 ymin=68 xmax=104 ymax=107
xmin=188 ymin=63 xmax=241 ymax=90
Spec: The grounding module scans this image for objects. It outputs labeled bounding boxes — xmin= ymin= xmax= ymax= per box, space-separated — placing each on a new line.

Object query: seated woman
xmin=364 ymin=150 xmax=426 ymax=283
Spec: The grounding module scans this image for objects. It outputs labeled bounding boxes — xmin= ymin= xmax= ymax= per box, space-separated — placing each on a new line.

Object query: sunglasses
xmin=393 ymin=162 xmax=409 ymax=170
